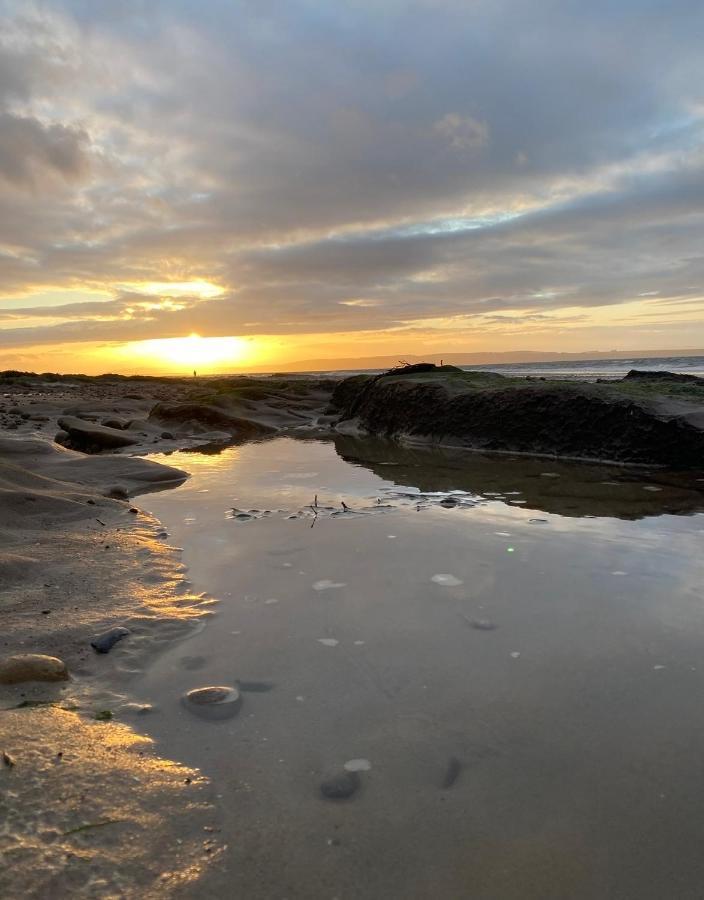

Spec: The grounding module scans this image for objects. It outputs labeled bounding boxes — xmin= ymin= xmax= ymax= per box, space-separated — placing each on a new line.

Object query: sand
xmin=0 ymin=428 xmax=222 ymax=896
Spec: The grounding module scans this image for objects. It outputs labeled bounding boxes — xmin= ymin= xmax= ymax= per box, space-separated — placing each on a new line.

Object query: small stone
xmin=431 ymin=574 xmax=463 ymax=587
xmin=0 ymin=654 xmax=69 ymax=685
xmin=470 ymin=619 xmax=497 ymax=631
xmin=161 ymin=431 xmax=175 ymax=440
xmin=106 ymin=486 xmax=129 ymax=500
xmin=182 ymin=685 xmax=242 ymax=720
xmin=128 ymin=507 xmax=139 ymax=514
xmin=320 ymin=769 xmax=360 ymax=800
xmin=91 ymin=626 xmax=130 ymax=654
xmin=3 ymin=751 xmax=16 ymax=767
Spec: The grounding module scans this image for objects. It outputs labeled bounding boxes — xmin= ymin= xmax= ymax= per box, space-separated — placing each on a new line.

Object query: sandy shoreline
xmin=0 ymin=430 xmax=224 ymax=896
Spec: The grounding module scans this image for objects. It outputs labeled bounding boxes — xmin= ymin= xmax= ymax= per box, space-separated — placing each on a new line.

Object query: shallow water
xmin=139 ymin=437 xmax=704 ymax=899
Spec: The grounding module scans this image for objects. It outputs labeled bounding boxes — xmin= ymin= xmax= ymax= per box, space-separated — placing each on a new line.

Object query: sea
xmin=313 ymin=354 xmax=704 ymax=381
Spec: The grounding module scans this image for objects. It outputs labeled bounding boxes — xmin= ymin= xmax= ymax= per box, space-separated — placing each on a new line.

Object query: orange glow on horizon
xmin=114 ymin=334 xmax=257 ymax=373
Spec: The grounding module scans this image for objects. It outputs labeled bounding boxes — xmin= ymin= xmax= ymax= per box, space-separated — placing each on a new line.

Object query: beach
xmin=2 ymin=367 xmax=704 ymax=898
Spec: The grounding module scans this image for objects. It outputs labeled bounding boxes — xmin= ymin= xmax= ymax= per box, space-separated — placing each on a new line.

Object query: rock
xmin=470 ymin=618 xmax=497 ymax=631
xmin=0 ymin=653 xmax=69 ymax=684
xmin=57 ymin=416 xmax=139 ymax=452
xmin=91 ymin=626 xmax=130 ymax=654
xmin=106 ymin=485 xmax=129 ymax=500
xmin=332 ymin=367 xmax=704 ymax=468
xmin=160 ymin=431 xmax=175 ymax=440
xmin=101 ymin=417 xmax=128 ymax=430
xmin=149 ymin=402 xmax=275 ymax=437
xmin=182 ymin=685 xmax=242 ymax=720
xmin=320 ymin=769 xmax=360 ymax=800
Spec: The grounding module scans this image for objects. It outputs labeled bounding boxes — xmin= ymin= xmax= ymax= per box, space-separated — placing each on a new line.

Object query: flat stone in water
xmin=182 ymin=685 xmax=242 ymax=720
xmin=431 ymin=574 xmax=463 ymax=587
xmin=470 ymin=619 xmax=498 ymax=631
xmin=320 ymin=769 xmax=360 ymax=800
xmin=0 ymin=653 xmax=69 ymax=684
xmin=91 ymin=626 xmax=130 ymax=654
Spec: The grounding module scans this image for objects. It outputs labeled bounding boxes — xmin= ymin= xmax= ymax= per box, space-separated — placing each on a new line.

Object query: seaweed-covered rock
xmin=333 ymin=368 xmax=704 ymax=467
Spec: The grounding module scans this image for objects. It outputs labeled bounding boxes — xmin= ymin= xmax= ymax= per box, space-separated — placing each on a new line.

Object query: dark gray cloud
xmin=0 ymin=0 xmax=703 ymax=350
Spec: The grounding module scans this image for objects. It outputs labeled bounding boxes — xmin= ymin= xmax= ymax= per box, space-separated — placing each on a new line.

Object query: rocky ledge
xmin=330 ymin=365 xmax=704 ymax=468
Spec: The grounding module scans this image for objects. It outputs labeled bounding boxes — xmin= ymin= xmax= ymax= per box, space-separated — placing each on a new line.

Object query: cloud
xmin=0 ymin=0 xmax=703 ymax=356
xmin=0 ymin=113 xmax=89 ymax=187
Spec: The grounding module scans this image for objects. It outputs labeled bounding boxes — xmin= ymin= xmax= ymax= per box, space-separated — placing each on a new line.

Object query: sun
xmin=116 ymin=334 xmax=254 ymax=373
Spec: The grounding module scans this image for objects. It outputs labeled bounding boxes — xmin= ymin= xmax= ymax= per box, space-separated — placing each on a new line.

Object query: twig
xmin=63 ymin=819 xmax=124 ymax=836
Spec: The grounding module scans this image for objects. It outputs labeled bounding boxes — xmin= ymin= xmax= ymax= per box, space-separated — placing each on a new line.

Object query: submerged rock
xmin=91 ymin=626 xmax=130 ymax=654
xmin=182 ymin=685 xmax=242 ymax=720
xmin=320 ymin=769 xmax=360 ymax=800
xmin=470 ymin=619 xmax=498 ymax=631
xmin=0 ymin=653 xmax=69 ymax=684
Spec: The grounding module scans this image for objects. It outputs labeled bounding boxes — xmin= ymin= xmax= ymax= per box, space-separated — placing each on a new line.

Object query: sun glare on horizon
xmin=116 ymin=333 xmax=255 ymax=373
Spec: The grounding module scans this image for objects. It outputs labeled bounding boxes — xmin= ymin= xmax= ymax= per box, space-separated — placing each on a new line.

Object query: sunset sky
xmin=1 ymin=1 xmax=703 ymax=374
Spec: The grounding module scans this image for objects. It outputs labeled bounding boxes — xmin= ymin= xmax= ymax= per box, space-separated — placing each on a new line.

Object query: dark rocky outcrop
xmin=624 ymin=369 xmax=704 ymax=385
xmin=332 ymin=366 xmax=704 ymax=468
xmin=56 ymin=416 xmax=139 ymax=452
xmin=148 ymin=402 xmax=275 ymax=438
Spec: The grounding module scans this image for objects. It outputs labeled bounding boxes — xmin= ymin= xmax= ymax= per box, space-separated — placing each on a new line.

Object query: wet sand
xmin=134 ymin=437 xmax=704 ymax=899
xmin=0 ymin=437 xmax=222 ymax=897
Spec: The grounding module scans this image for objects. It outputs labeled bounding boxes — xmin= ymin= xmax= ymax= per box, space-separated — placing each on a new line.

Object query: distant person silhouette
xmin=193 ymin=369 xmax=197 ymax=377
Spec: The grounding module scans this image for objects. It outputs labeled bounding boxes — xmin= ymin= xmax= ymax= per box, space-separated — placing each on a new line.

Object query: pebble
xmin=182 ymin=685 xmax=242 ymax=720
xmin=470 ymin=619 xmax=497 ymax=631
xmin=431 ymin=574 xmax=463 ymax=587
xmin=0 ymin=654 xmax=69 ymax=685
xmin=320 ymin=769 xmax=360 ymax=800
xmin=91 ymin=626 xmax=130 ymax=654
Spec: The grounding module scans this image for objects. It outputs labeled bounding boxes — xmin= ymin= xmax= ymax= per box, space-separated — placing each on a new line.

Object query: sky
xmin=0 ymin=0 xmax=703 ymax=374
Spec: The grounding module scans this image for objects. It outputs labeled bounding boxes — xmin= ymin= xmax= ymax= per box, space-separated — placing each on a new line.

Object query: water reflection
xmin=137 ymin=437 xmax=704 ymax=900
xmin=334 ymin=435 xmax=704 ymax=520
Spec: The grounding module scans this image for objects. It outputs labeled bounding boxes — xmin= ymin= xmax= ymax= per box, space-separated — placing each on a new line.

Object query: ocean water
xmin=464 ymin=354 xmax=704 ymax=380
xmin=311 ymin=354 xmax=704 ymax=381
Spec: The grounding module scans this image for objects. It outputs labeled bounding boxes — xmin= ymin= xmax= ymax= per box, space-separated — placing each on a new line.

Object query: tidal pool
xmin=138 ymin=436 xmax=704 ymax=899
